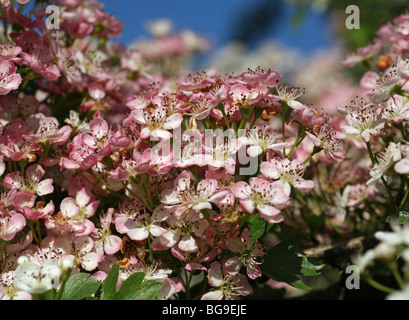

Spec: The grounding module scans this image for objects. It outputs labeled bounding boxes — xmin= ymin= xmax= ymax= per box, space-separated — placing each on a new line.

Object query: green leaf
xmin=112 ymin=272 xmax=162 ymax=300
xmin=129 ymin=280 xmax=162 ymax=300
xmin=59 ymin=273 xmax=101 ymax=300
xmin=34 ymin=289 xmax=56 ymax=300
xmin=247 ymin=214 xmax=267 ymax=241
xmin=101 ymin=263 xmax=120 ymax=300
xmin=260 ymin=234 xmax=325 ymax=290
xmin=387 ymin=209 xmax=409 ymax=224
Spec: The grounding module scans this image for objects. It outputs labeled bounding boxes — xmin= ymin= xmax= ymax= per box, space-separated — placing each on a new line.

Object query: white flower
xmin=240 ymin=127 xmax=287 ymax=157
xmin=13 ymin=256 xmax=62 ymax=294
xmin=387 ymin=285 xmax=409 ymax=300
xmin=367 ymin=142 xmax=401 ymax=185
xmin=375 ymin=222 xmax=409 ymax=246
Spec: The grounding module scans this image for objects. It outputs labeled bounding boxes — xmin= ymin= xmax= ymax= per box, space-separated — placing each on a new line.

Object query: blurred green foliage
xmin=293 ymin=0 xmax=408 ymax=50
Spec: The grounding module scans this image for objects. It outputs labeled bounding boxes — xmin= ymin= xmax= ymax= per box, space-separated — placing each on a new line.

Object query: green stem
xmin=182 ymin=267 xmax=193 ymax=300
xmin=38 ymin=141 xmax=50 ymax=165
xmin=147 ymin=236 xmax=154 ymax=264
xmin=399 ymin=184 xmax=409 ymax=210
xmin=220 ymin=108 xmax=231 ymax=129
xmin=142 ymin=176 xmax=154 ymax=208
xmin=304 ymin=146 xmax=322 ymax=165
xmin=388 ymin=262 xmax=405 ymax=289
xmin=89 ymin=171 xmax=125 ymax=200
xmin=55 ymin=269 xmax=72 ymax=300
xmin=286 ymin=131 xmax=306 ymax=159
xmin=365 ymin=141 xmax=376 ymax=164
xmin=365 ymin=275 xmax=396 ymax=294
xmin=281 ymin=103 xmax=288 ymax=157
xmin=28 ymin=220 xmax=40 ymax=246
xmin=35 ymin=220 xmax=42 ymax=245
xmin=0 ymin=239 xmax=7 ymax=270
xmin=136 ymin=182 xmax=153 ymax=212
xmin=201 ymin=210 xmax=223 ymax=239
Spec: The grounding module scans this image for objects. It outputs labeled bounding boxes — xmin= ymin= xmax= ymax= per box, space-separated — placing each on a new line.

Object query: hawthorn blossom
xmin=3 ymin=164 xmax=54 ymax=197
xmin=25 ymin=115 xmax=72 ymax=146
xmin=161 ymin=171 xmax=229 ymax=217
xmin=54 ymin=235 xmax=100 ymax=272
xmin=171 ymin=237 xmax=217 ymax=271
xmin=273 ymin=83 xmax=306 ymax=110
xmin=381 ymin=94 xmax=409 ymax=123
xmin=151 ymin=209 xmax=208 ymax=253
xmin=0 ymin=210 xmax=26 ymax=241
xmin=342 ymin=100 xmax=385 ymax=143
xmin=367 ymin=142 xmax=402 ymax=185
xmin=225 ymin=229 xmax=265 ymax=279
xmin=92 ymin=209 xmax=122 ymax=256
xmin=115 ymin=209 xmax=167 ymax=242
xmin=0 ymin=59 xmax=22 ymax=95
xmin=240 ymin=126 xmax=287 ymax=157
xmin=13 ymin=256 xmax=62 ymax=294
xmin=0 ymin=271 xmax=32 ymax=300
xmin=204 ymin=133 xmax=241 ymax=174
xmin=260 ymin=157 xmax=314 ymax=195
xmin=231 ymin=178 xmax=289 ymax=224
xmin=131 ymin=106 xmax=183 ymax=141
xmin=229 ymin=83 xmax=266 ymax=107
xmin=45 ymin=197 xmax=95 ymax=236
xmin=201 ymin=261 xmax=253 ymax=300
xmin=306 ymin=122 xmax=345 ymax=161
xmin=240 ymin=67 xmax=282 ymax=88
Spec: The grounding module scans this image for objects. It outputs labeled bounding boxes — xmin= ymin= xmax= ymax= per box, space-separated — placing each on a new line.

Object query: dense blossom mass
xmin=1 ymin=0 xmax=409 ymax=301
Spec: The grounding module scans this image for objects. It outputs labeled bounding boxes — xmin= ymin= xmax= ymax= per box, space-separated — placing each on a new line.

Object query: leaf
xmin=112 ymin=272 xmax=162 ymax=300
xmin=387 ymin=209 xmax=409 ymax=224
xmin=128 ymin=280 xmax=162 ymax=300
xmin=247 ymin=214 xmax=267 ymax=241
xmin=34 ymin=289 xmax=56 ymax=300
xmin=260 ymin=234 xmax=325 ymax=290
xmin=59 ymin=273 xmax=101 ymax=300
xmin=101 ymin=263 xmax=120 ymax=300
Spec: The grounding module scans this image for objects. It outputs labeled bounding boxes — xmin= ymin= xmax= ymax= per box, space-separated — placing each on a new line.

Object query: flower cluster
xmin=4 ymin=0 xmax=409 ymax=302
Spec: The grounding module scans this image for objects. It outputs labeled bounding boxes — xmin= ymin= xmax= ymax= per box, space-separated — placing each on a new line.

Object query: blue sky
xmin=100 ymin=0 xmax=334 ymax=55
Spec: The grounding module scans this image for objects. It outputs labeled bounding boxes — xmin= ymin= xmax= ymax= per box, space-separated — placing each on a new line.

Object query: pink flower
xmin=115 ymin=209 xmax=167 ymax=241
xmin=45 ymin=197 xmax=95 ymax=237
xmin=92 ymin=209 xmax=122 ymax=256
xmin=171 ymin=238 xmax=217 ymax=271
xmin=260 ymin=157 xmax=314 ymax=195
xmin=0 ymin=210 xmax=26 ymax=241
xmin=204 ymin=134 xmax=241 ymax=175
xmin=229 ymin=83 xmax=267 ymax=107
xmin=225 ymin=229 xmax=264 ymax=279
xmin=21 ymin=201 xmax=55 ymax=220
xmin=161 ymin=171 xmax=228 ymax=217
xmin=201 ymin=261 xmax=253 ymax=300
xmin=25 ymin=115 xmax=72 ymax=146
xmin=0 ymin=59 xmax=22 ymax=95
xmin=240 ymin=67 xmax=282 ymax=88
xmin=151 ymin=207 xmax=208 ymax=253
xmin=131 ymin=107 xmax=183 ymax=141
xmin=232 ymin=178 xmax=289 ymax=224
xmin=54 ymin=235 xmax=100 ymax=271
xmin=176 ymin=70 xmax=216 ymax=91
xmin=342 ymin=102 xmax=385 ymax=143
xmin=240 ymin=126 xmax=287 ymax=157
xmin=3 ymin=164 xmax=54 ymax=197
